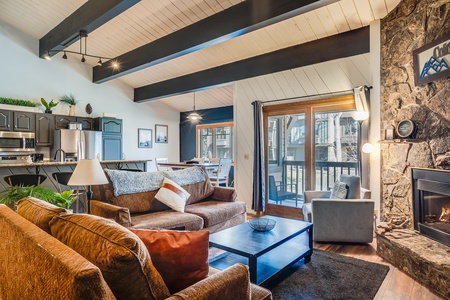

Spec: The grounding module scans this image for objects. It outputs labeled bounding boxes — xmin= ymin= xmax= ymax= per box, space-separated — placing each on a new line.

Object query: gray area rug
xmin=270 ymin=250 xmax=390 ymax=300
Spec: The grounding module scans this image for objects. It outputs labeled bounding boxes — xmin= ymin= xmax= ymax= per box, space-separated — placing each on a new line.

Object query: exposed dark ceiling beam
xmin=39 ymin=0 xmax=140 ymax=58
xmin=93 ymin=0 xmax=339 ymax=83
xmin=134 ymin=26 xmax=370 ymax=102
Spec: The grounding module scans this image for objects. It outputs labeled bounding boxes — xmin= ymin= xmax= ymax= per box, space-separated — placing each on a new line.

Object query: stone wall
xmin=380 ymin=0 xmax=450 ymax=224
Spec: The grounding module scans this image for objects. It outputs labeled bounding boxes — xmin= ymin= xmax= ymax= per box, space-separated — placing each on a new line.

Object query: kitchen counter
xmin=0 ymin=159 xmax=151 ymax=168
xmin=0 ymin=159 xmax=151 ymax=213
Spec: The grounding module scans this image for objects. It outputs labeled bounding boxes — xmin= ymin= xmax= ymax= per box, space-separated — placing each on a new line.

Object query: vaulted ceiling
xmin=0 ymin=0 xmax=400 ymax=111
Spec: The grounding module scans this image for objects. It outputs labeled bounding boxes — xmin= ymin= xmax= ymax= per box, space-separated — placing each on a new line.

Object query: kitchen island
xmin=0 ymin=159 xmax=151 ymax=213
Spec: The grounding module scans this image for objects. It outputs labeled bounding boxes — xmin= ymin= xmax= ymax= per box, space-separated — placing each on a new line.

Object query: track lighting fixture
xmin=43 ymin=30 xmax=118 ymax=69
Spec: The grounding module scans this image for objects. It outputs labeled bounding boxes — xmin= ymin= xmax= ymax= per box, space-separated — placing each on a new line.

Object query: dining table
xmin=158 ymin=162 xmax=219 ymax=176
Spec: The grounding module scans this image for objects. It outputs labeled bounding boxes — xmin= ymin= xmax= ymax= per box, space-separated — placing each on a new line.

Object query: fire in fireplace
xmin=440 ymin=206 xmax=450 ymax=223
xmin=412 ymin=168 xmax=450 ymax=247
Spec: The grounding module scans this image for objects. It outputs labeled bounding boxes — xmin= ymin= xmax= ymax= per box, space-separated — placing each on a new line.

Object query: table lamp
xmin=68 ymin=159 xmax=108 ymax=214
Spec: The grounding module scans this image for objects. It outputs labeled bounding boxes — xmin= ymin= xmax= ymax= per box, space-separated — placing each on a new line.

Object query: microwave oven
xmin=0 ymin=131 xmax=35 ymax=152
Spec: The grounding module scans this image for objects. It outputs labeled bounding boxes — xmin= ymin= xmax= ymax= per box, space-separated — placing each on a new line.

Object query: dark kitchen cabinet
xmin=13 ymin=112 xmax=35 ymax=132
xmin=0 ymin=110 xmax=12 ymax=131
xmin=35 ymin=113 xmax=54 ymax=146
xmin=95 ymin=118 xmax=123 ymax=160
xmin=54 ymin=115 xmax=76 ymax=129
xmin=76 ymin=117 xmax=94 ymax=130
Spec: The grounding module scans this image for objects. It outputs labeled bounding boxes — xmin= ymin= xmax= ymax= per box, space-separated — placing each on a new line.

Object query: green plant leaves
xmin=0 ymin=97 xmax=39 ymax=107
xmin=0 ymin=185 xmax=75 ymax=210
xmin=41 ymin=98 xmax=58 ymax=109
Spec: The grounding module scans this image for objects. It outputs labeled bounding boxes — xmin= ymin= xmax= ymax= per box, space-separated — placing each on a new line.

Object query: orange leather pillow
xmin=129 ymin=228 xmax=209 ymax=294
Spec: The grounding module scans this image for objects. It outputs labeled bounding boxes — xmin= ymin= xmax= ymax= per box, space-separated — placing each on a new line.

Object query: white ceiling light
xmin=187 ymin=92 xmax=202 ymax=121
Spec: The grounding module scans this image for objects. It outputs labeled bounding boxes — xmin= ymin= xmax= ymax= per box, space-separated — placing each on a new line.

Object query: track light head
xmin=62 ymin=52 xmax=67 ymax=59
xmin=43 ymin=52 xmax=51 ymax=60
xmin=97 ymin=58 xmax=103 ymax=66
xmin=81 ymin=55 xmax=86 ymax=63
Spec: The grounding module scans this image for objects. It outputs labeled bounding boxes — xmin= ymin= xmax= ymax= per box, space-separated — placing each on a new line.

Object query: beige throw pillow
xmin=155 ymin=177 xmax=190 ymax=212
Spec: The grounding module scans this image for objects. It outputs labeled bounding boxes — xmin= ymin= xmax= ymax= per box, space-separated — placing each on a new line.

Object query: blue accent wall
xmin=179 ymin=105 xmax=233 ymax=161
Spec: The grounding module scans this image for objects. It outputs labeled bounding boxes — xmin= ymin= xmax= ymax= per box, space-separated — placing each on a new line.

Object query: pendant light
xmin=187 ymin=92 xmax=202 ymax=121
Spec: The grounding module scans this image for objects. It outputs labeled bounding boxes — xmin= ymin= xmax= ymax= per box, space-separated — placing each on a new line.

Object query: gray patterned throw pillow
xmin=331 ymin=180 xmax=348 ymax=199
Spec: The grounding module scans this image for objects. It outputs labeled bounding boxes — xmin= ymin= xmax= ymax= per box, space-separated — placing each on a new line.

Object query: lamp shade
xmin=351 ymin=111 xmax=369 ymax=121
xmin=187 ymin=112 xmax=202 ymax=120
xmin=68 ymin=159 xmax=108 ymax=186
xmin=362 ymin=143 xmax=374 ymax=154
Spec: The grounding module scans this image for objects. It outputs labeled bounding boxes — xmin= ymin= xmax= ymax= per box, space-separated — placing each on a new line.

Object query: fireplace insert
xmin=412 ymin=168 xmax=450 ymax=247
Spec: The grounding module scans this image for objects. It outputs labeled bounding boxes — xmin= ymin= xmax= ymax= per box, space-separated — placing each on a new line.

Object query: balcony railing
xmin=280 ymin=160 xmax=358 ymax=196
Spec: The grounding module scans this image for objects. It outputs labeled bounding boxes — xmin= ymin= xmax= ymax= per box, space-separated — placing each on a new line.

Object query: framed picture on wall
xmin=138 ymin=128 xmax=153 ymax=148
xmin=413 ymin=32 xmax=450 ymax=86
xmin=155 ymin=124 xmax=168 ymax=143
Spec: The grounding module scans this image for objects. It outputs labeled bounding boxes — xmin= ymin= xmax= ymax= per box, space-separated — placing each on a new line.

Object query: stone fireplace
xmin=378 ymin=0 xmax=450 ymax=298
xmin=412 ymin=168 xmax=450 ymax=247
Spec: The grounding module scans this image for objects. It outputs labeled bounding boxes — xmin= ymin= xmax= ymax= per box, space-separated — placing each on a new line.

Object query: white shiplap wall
xmin=234 ymin=53 xmax=371 ymax=210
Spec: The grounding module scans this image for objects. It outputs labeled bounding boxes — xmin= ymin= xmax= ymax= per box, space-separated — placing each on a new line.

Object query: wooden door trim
xmin=263 ymin=94 xmax=356 ymax=216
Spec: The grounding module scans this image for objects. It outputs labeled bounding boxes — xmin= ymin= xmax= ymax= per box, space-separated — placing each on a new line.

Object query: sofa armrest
xmin=303 ymin=190 xmax=331 ymax=204
xmin=90 ymin=200 xmax=131 ymax=227
xmin=210 ymin=186 xmax=237 ymax=202
xmin=166 ymin=264 xmax=251 ymax=300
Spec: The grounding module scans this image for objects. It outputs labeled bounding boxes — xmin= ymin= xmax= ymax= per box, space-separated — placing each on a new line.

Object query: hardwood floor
xmin=315 ymin=240 xmax=444 ymax=300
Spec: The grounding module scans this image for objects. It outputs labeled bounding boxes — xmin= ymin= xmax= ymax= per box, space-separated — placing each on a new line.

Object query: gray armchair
xmin=302 ymin=175 xmax=374 ymax=243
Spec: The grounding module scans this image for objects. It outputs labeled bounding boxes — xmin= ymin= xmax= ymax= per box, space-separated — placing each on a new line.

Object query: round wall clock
xmin=396 ymin=119 xmax=416 ymax=138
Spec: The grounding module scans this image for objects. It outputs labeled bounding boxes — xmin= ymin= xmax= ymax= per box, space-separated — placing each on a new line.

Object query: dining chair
xmin=4 ymin=174 xmax=47 ymax=187
xmin=155 ymin=158 xmax=172 ymax=171
xmin=209 ymin=158 xmax=232 ymax=187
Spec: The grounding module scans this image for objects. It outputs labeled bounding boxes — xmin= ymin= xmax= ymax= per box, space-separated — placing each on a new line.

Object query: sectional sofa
xmin=0 ymin=197 xmax=272 ymax=300
xmin=90 ymin=166 xmax=246 ymax=233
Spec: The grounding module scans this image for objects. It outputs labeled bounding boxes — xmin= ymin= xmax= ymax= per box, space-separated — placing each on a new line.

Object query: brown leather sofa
xmin=0 ymin=197 xmax=272 ymax=300
xmin=91 ymin=166 xmax=246 ymax=233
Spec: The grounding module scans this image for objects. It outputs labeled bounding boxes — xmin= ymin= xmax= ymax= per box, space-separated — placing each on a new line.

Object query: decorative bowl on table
xmin=248 ymin=218 xmax=276 ymax=232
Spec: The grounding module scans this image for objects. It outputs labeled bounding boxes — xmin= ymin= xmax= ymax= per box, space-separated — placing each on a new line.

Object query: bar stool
xmin=4 ymin=174 xmax=47 ymax=187
xmin=52 ymin=172 xmax=83 ymax=213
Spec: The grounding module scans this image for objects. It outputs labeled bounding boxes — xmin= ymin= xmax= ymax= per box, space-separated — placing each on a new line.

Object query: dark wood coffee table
xmin=209 ymin=215 xmax=313 ymax=286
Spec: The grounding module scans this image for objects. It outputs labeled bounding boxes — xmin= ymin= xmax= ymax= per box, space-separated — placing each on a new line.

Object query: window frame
xmin=196 ymin=121 xmax=234 ymax=160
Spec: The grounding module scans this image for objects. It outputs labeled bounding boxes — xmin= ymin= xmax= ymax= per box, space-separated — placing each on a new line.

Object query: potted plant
xmin=0 ymin=185 xmax=75 ymax=211
xmin=59 ymin=93 xmax=79 ymax=116
xmin=0 ymin=97 xmax=39 ymax=112
xmin=40 ymin=98 xmax=58 ymax=114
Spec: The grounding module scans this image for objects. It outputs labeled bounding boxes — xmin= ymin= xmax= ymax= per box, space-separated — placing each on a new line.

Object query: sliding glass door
xmin=263 ymin=96 xmax=357 ymax=218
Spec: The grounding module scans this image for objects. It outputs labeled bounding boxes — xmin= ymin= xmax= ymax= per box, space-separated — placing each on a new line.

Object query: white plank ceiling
xmin=0 ymin=0 xmax=400 ymax=111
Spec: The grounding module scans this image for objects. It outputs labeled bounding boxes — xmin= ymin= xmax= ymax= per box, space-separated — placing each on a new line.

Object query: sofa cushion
xmin=163 ymin=167 xmax=214 ymax=205
xmin=49 ymin=213 xmax=171 ymax=300
xmin=130 ymin=211 xmax=204 ymax=231
xmin=155 ymin=178 xmax=190 ymax=212
xmin=130 ymin=229 xmax=209 ymax=294
xmin=92 ymin=180 xmax=170 ymax=214
xmin=104 ymin=169 xmax=165 ymax=196
xmin=185 ymin=201 xmax=246 ymax=227
xmin=340 ymin=174 xmax=361 ymax=199
xmin=16 ymin=197 xmax=68 ymax=234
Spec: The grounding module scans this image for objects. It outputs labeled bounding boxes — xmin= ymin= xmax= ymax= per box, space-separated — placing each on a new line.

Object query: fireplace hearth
xmin=412 ymin=168 xmax=450 ymax=247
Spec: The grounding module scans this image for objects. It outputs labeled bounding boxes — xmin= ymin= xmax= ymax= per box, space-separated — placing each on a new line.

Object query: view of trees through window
xmin=264 ymin=96 xmax=358 ymax=212
xmin=197 ymin=122 xmax=233 ymax=160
